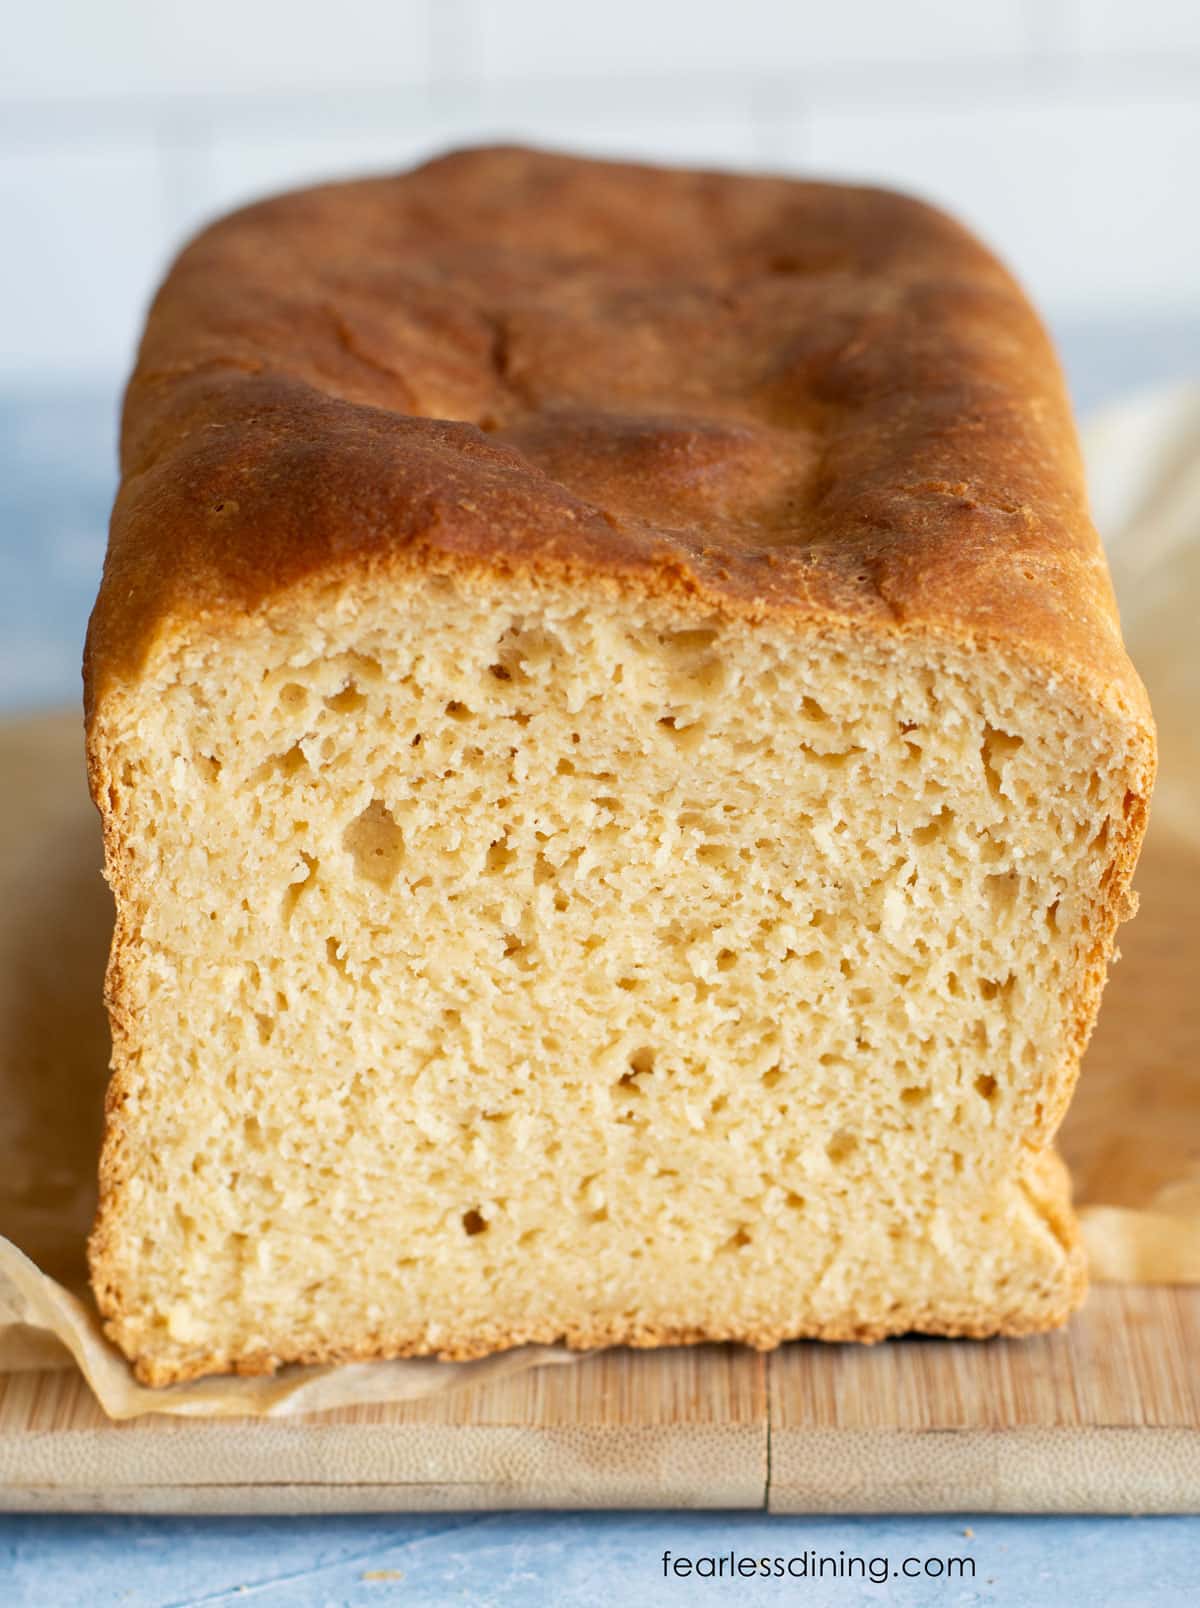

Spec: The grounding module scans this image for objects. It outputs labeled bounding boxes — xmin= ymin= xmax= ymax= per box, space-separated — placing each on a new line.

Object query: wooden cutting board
xmin=0 ymin=1287 xmax=1198 ymax=1513
xmin=0 ymin=713 xmax=1197 ymax=1514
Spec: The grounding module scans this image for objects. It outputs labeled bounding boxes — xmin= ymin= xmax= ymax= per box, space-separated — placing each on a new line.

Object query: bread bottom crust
xmin=122 ymin=1283 xmax=1087 ymax=1389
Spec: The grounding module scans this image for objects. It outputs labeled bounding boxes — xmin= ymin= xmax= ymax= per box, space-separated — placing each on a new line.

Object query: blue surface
xmin=2 ymin=319 xmax=1199 ymax=1602
xmin=0 ymin=1511 xmax=1199 ymax=1605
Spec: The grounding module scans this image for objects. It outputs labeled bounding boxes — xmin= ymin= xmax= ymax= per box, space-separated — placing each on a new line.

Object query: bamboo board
xmin=0 ymin=1288 xmax=1197 ymax=1512
xmin=0 ymin=713 xmax=1197 ymax=1514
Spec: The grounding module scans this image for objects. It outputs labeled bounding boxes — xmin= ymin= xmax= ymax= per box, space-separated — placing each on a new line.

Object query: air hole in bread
xmin=980 ymin=724 xmax=1023 ymax=797
xmin=281 ymin=852 xmax=318 ymax=922
xmin=978 ymin=974 xmax=1014 ymax=1001
xmin=985 ymin=872 xmax=1019 ymax=917
xmin=661 ymin=627 xmax=719 ymax=655
xmin=325 ymin=682 xmax=367 ymax=715
xmin=343 ymin=801 xmax=405 ymax=888
xmin=485 ymin=836 xmax=516 ymax=874
xmin=913 ymin=806 xmax=956 ymax=846
xmin=658 ymin=714 xmax=707 ymax=752
xmin=826 ymin=1130 xmax=858 ymax=1165
xmin=255 ymin=743 xmax=309 ymax=784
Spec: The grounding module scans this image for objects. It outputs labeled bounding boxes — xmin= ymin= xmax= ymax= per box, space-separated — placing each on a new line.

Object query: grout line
xmin=154 ymin=105 xmax=214 ymax=242
xmin=4 ymin=54 xmax=1200 ymax=146
xmin=1021 ymin=0 xmax=1076 ymax=61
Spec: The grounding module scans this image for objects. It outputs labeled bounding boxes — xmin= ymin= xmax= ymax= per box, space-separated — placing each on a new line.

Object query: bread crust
xmin=84 ymin=147 xmax=1152 ymax=1385
xmin=86 ymin=144 xmax=1148 ymax=731
xmin=129 ymin=1301 xmax=1089 ymax=1391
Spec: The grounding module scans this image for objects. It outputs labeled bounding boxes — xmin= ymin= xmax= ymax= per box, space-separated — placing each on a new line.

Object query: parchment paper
xmin=1063 ymin=384 xmax=1200 ymax=1282
xmin=0 ymin=386 xmax=1195 ymax=1418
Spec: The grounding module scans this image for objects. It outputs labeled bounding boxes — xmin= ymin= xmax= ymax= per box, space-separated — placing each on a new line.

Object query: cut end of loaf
xmin=88 ymin=568 xmax=1147 ymax=1385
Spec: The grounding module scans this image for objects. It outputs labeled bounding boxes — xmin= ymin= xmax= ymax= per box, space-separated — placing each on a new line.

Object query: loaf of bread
xmin=85 ymin=146 xmax=1154 ymax=1386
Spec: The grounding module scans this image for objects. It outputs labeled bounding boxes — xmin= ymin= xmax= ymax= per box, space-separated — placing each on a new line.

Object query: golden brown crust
xmin=86 ymin=143 xmax=1148 ymax=730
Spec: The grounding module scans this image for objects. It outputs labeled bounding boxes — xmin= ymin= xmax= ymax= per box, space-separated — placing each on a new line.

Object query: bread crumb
xmin=89 ymin=577 xmax=1139 ymax=1381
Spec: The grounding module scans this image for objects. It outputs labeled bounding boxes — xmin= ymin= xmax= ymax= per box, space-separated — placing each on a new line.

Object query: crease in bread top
xmin=88 ymin=144 xmax=1146 ymax=727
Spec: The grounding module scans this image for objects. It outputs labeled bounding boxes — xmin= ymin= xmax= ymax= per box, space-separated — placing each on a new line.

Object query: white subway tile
xmin=1070 ymin=0 xmax=1200 ymax=54
xmin=202 ymin=123 xmax=452 ymax=224
xmin=454 ymin=115 xmax=763 ymax=170
xmin=798 ymin=96 xmax=1200 ymax=316
xmin=0 ymin=111 xmax=762 ymax=388
xmin=3 ymin=0 xmax=431 ymax=100
xmin=0 ymin=141 xmax=170 ymax=379
xmin=472 ymin=0 xmax=1026 ymax=79
xmin=199 ymin=108 xmax=763 ymax=233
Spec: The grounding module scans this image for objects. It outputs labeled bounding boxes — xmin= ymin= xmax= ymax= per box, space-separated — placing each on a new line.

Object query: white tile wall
xmin=0 ymin=141 xmax=170 ymax=379
xmin=4 ymin=0 xmax=431 ymax=99
xmin=471 ymin=0 xmax=1028 ymax=78
xmin=799 ymin=94 xmax=1200 ymax=315
xmin=1071 ymin=0 xmax=1200 ymax=53
xmin=203 ymin=123 xmax=448 ymax=226
xmin=2 ymin=0 xmax=1198 ymax=382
